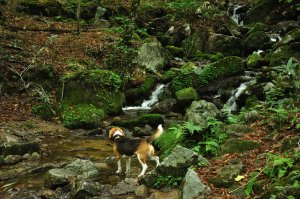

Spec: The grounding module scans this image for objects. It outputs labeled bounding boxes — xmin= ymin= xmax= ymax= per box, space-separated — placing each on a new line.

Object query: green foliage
xmin=167 ymin=0 xmax=202 ymax=12
xmin=32 ymin=103 xmax=54 ymax=120
xmin=264 ymin=153 xmax=294 ymax=179
xmin=245 ymin=171 xmax=259 ymax=196
xmin=62 ymin=104 xmax=106 ymax=129
xmin=154 ymin=175 xmax=183 ymax=188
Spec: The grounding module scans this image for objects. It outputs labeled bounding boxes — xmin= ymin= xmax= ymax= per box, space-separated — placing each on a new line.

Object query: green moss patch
xmin=112 ymin=114 xmax=164 ymax=128
xmin=221 ymin=138 xmax=260 ymax=154
xmin=62 ymin=104 xmax=106 ymax=129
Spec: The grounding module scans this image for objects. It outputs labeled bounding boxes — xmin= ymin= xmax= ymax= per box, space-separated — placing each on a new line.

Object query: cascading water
xmin=225 ymin=71 xmax=259 ymax=113
xmin=230 ymin=5 xmax=244 ymax=26
xmin=122 ymin=84 xmax=165 ymax=113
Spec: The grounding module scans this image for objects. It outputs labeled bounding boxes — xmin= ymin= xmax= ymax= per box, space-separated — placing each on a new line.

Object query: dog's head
xmin=108 ymin=127 xmax=125 ymax=141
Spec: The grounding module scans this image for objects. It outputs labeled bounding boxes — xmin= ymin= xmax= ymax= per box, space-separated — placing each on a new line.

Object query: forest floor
xmin=1 ymin=1 xmax=299 ymax=199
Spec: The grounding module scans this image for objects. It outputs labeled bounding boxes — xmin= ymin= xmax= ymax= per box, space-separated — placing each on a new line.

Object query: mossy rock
xmin=193 ymin=56 xmax=244 ymax=89
xmin=125 ymin=76 xmax=157 ymax=103
xmin=210 ymin=163 xmax=244 ymax=188
xmin=182 ymin=31 xmax=208 ymax=58
xmin=225 ymin=124 xmax=254 ymax=134
xmin=280 ymin=136 xmax=300 ymax=152
xmin=59 ymin=69 xmax=124 ymax=115
xmin=0 ymin=142 xmax=41 ymax=156
xmin=270 ymin=45 xmax=300 ymax=66
xmin=175 ymin=87 xmax=198 ymax=106
xmin=112 ymin=114 xmax=164 ymax=128
xmin=245 ymin=31 xmax=270 ymax=52
xmin=247 ymin=52 xmax=265 ymax=69
xmin=165 ymin=46 xmax=184 ymax=57
xmin=169 ymin=62 xmax=197 ymax=93
xmin=194 ymin=52 xmax=224 ymax=62
xmin=278 ymin=28 xmax=300 ymax=46
xmin=207 ymin=33 xmax=243 ymax=56
xmin=62 ymin=104 xmax=106 ymax=129
xmin=221 ymin=138 xmax=260 ymax=154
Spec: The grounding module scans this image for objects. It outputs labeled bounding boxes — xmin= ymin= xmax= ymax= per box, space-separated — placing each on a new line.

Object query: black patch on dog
xmin=115 ymin=137 xmax=141 ymax=156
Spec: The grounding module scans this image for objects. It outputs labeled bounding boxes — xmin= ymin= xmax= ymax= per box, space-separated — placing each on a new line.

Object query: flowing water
xmin=230 ymin=5 xmax=244 ymax=26
xmin=122 ymin=84 xmax=165 ymax=114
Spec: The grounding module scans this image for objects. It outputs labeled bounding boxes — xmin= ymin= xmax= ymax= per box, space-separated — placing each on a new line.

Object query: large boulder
xmin=179 ymin=169 xmax=211 ymax=199
xmin=207 ymin=33 xmax=243 ymax=56
xmin=185 ymin=100 xmax=221 ymax=127
xmin=150 ymin=98 xmax=178 ymax=113
xmin=245 ymin=31 xmax=270 ymax=53
xmin=182 ymin=31 xmax=208 ymax=57
xmin=244 ymin=0 xmax=299 ymax=25
xmin=140 ymin=145 xmax=207 ymax=188
xmin=136 ymin=40 xmax=169 ymax=71
xmin=270 ymin=28 xmax=300 ymax=66
xmin=60 ymin=69 xmax=124 ymax=116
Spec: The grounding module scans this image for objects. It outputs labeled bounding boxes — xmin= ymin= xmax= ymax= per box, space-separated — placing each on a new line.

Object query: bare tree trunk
xmin=76 ymin=0 xmax=81 ymax=34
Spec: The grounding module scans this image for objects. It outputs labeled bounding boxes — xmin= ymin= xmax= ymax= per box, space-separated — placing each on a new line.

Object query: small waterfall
xmin=225 ymin=71 xmax=259 ymax=113
xmin=231 ymin=5 xmax=244 ymax=26
xmin=268 ymin=33 xmax=282 ymax=42
xmin=122 ymin=84 xmax=165 ymax=113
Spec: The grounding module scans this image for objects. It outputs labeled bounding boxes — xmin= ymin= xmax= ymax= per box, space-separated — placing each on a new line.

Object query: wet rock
xmin=270 ymin=45 xmax=300 ymax=66
xmin=29 ymin=152 xmax=40 ymax=160
xmin=73 ymin=181 xmax=101 ymax=199
xmin=245 ymin=31 xmax=270 ymax=53
xmin=45 ymin=159 xmax=99 ymax=189
xmin=210 ymin=160 xmax=244 ymax=188
xmin=110 ymin=178 xmax=138 ymax=196
xmin=179 ymin=169 xmax=211 ymax=199
xmin=133 ymin=125 xmax=153 ymax=137
xmin=4 ymin=155 xmax=22 ymax=164
xmin=22 ymin=153 xmax=31 ymax=160
xmin=185 ymin=100 xmax=221 ymax=127
xmin=140 ymin=145 xmax=208 ymax=188
xmin=207 ymin=33 xmax=243 ymax=56
xmin=221 ymin=138 xmax=260 ymax=154
xmin=137 ymin=39 xmax=169 ymax=71
xmin=0 ymin=141 xmax=41 ymax=156
xmin=38 ymin=189 xmax=58 ymax=199
xmin=135 ymin=184 xmax=149 ymax=198
xmin=151 ymin=98 xmax=177 ymax=114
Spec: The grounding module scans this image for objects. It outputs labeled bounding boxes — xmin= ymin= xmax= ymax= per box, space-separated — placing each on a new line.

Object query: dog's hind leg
xmin=150 ymin=156 xmax=160 ymax=167
xmin=137 ymin=154 xmax=148 ymax=178
xmin=125 ymin=157 xmax=131 ymax=174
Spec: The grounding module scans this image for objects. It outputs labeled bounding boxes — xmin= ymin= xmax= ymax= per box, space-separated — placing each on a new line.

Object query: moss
xmin=62 ymin=104 xmax=106 ymax=129
xmin=0 ymin=155 xmax=5 ymax=166
xmin=182 ymin=31 xmax=208 ymax=58
xmin=170 ymin=62 xmax=196 ymax=93
xmin=245 ymin=23 xmax=265 ymax=37
xmin=280 ymin=136 xmax=300 ymax=152
xmin=194 ymin=56 xmax=244 ymax=88
xmin=112 ymin=114 xmax=164 ymax=128
xmin=221 ymin=138 xmax=260 ymax=154
xmin=165 ymin=45 xmax=184 ymax=57
xmin=270 ymin=45 xmax=300 ymax=66
xmin=60 ymin=69 xmax=124 ymax=115
xmin=194 ymin=52 xmax=224 ymax=62
xmin=279 ymin=28 xmax=300 ymax=46
xmin=245 ymin=31 xmax=270 ymax=51
xmin=247 ymin=52 xmax=264 ymax=68
xmin=175 ymin=87 xmax=198 ymax=106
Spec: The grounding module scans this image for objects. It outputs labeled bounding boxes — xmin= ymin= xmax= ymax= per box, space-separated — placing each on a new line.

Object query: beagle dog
xmin=108 ymin=124 xmax=164 ymax=178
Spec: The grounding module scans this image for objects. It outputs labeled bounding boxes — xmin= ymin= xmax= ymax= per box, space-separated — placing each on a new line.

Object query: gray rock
xmin=46 ymin=159 xmax=99 ymax=188
xmin=135 ymin=184 xmax=149 ymax=198
xmin=185 ymin=100 xmax=221 ymax=127
xmin=4 ymin=155 xmax=22 ymax=164
xmin=151 ymin=98 xmax=177 ymax=113
xmin=244 ymin=110 xmax=261 ymax=123
xmin=179 ymin=169 xmax=211 ymax=199
xmin=73 ymin=181 xmax=101 ymax=199
xmin=207 ymin=33 xmax=243 ymax=56
xmin=137 ymin=40 xmax=169 ymax=71
xmin=210 ymin=163 xmax=244 ymax=188
xmin=110 ymin=178 xmax=138 ymax=196
xmin=0 ymin=141 xmax=41 ymax=156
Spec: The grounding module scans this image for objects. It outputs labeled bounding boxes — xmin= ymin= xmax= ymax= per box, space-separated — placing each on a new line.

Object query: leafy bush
xmin=154 ymin=175 xmax=183 ymax=188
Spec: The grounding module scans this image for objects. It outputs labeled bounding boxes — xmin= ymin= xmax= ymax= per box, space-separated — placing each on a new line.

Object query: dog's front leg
xmin=116 ymin=155 xmax=122 ymax=174
xmin=125 ymin=157 xmax=131 ymax=174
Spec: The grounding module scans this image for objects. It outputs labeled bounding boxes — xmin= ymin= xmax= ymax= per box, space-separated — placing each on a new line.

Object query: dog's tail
xmin=147 ymin=124 xmax=164 ymax=143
